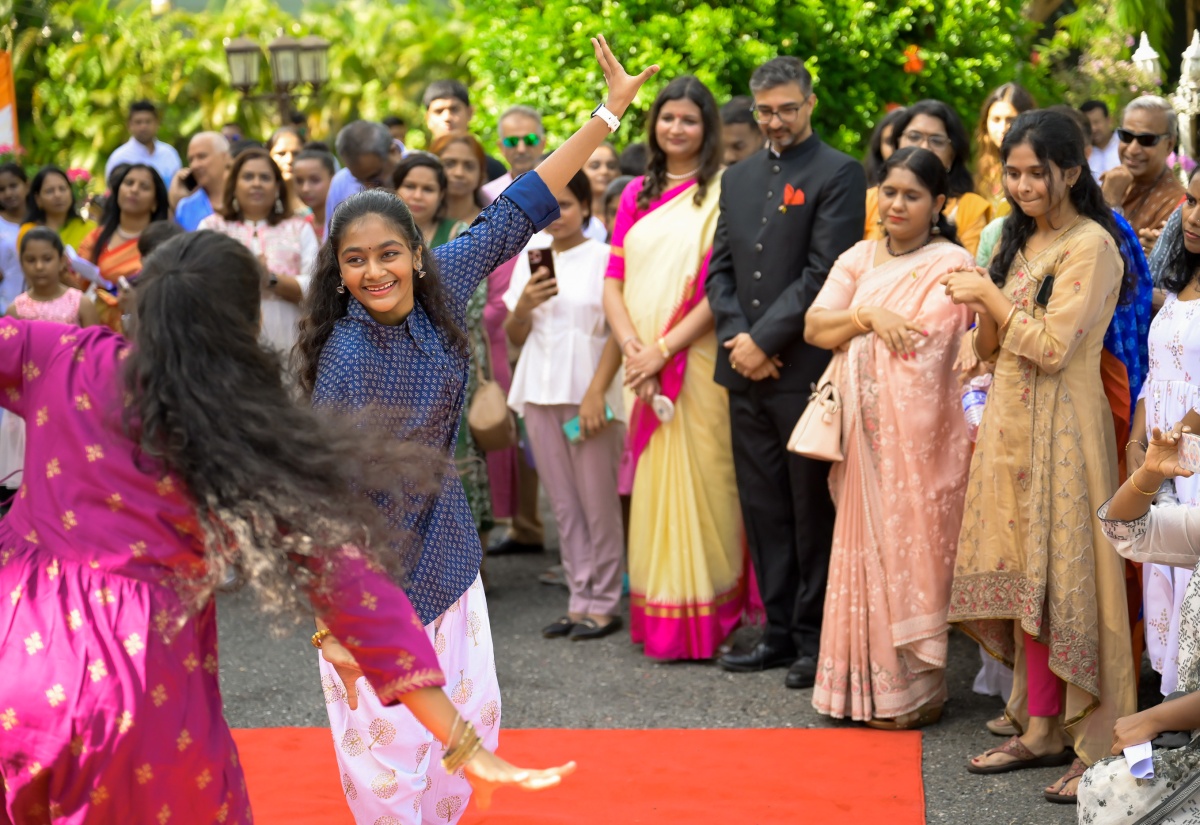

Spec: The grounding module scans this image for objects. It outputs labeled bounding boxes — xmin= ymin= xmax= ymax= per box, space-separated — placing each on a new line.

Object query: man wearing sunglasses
xmin=1100 ymin=95 xmax=1186 ymax=254
xmin=482 ymin=105 xmax=547 ymax=203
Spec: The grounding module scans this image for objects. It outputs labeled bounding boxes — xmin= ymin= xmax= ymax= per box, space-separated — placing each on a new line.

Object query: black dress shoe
xmin=717 ymin=642 xmax=797 ymax=673
xmin=486 ymin=537 xmax=545 ymax=556
xmin=784 ymin=655 xmax=818 ymax=689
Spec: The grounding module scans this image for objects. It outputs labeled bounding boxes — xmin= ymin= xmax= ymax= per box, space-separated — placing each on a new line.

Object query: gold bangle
xmin=851 ymin=307 xmax=870 ymax=333
xmin=1000 ymin=304 xmax=1019 ymax=336
xmin=1126 ymin=439 xmax=1147 ymax=452
xmin=311 ymin=628 xmax=332 ymax=649
xmin=441 ymin=721 xmax=481 ymax=773
xmin=1129 ymin=469 xmax=1161 ymax=497
xmin=657 ymin=337 xmax=671 ymax=360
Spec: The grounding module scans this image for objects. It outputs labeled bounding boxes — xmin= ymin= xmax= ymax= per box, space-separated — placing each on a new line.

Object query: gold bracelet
xmin=851 ymin=307 xmax=870 ymax=333
xmin=311 ymin=628 xmax=332 ymax=649
xmin=1125 ymin=439 xmax=1147 ymax=452
xmin=441 ymin=721 xmax=481 ymax=773
xmin=1129 ymin=469 xmax=1161 ymax=497
xmin=999 ymin=304 xmax=1019 ymax=336
xmin=657 ymin=337 xmax=671 ymax=360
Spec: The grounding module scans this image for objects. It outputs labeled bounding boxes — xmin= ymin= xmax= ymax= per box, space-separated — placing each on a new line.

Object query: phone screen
xmin=528 ymin=248 xmax=556 ymax=281
xmin=1034 ymin=275 xmax=1055 ymax=309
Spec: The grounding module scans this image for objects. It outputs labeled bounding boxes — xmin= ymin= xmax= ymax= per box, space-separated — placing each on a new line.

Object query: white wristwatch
xmin=591 ymin=103 xmax=621 ymax=133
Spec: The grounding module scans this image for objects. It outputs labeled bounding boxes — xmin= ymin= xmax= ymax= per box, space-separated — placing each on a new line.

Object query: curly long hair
xmin=640 ymin=75 xmax=722 ymax=210
xmin=295 ymin=189 xmax=467 ymax=394
xmin=124 ymin=231 xmax=439 ymax=621
xmin=974 ymin=83 xmax=1036 ymax=198
xmin=989 ymin=110 xmax=1129 ymax=302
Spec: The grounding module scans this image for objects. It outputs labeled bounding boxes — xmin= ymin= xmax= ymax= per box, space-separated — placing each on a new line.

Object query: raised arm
xmin=532 ymin=36 xmax=658 ymax=198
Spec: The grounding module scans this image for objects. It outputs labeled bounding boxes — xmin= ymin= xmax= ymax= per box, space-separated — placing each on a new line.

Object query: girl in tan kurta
xmin=941 ymin=109 xmax=1136 ymax=805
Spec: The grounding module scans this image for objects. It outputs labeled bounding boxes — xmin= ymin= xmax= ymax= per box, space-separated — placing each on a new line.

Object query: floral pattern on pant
xmin=319 ymin=575 xmax=500 ymax=824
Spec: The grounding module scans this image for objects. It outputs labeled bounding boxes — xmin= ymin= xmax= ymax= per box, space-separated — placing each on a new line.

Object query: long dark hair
xmin=877 ymin=147 xmax=959 ymax=245
xmin=393 ymin=152 xmax=450 ymax=221
xmin=975 ymin=83 xmax=1036 ymax=196
xmin=1155 ymin=167 xmax=1200 ymax=294
xmin=24 ymin=166 xmax=81 ymax=226
xmin=640 ymin=75 xmax=722 ymax=210
xmin=889 ymin=100 xmax=975 ymax=200
xmin=296 ymin=190 xmax=467 ymax=394
xmin=125 ymin=231 xmax=438 ymax=619
xmin=93 ymin=163 xmax=169 ymax=264
xmin=220 ymin=148 xmax=292 ymax=225
xmin=864 ymin=108 xmax=908 ymax=184
xmin=989 ymin=110 xmax=1128 ymax=301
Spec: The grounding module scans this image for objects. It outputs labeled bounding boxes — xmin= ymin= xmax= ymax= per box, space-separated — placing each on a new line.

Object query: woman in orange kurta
xmin=77 ymin=163 xmax=170 ymax=330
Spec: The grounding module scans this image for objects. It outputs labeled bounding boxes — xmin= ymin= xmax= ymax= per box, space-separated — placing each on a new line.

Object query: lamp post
xmin=1172 ymin=30 xmax=1200 ymax=183
xmin=1132 ymin=31 xmax=1162 ymax=87
xmin=223 ymin=32 xmax=329 ymax=127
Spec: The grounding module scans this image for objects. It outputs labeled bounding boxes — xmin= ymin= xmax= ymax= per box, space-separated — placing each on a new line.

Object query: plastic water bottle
xmin=961 ymin=374 xmax=993 ymax=442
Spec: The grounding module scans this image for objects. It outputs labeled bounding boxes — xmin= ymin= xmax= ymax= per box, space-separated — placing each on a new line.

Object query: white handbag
xmin=787 ymin=356 xmax=844 ymax=462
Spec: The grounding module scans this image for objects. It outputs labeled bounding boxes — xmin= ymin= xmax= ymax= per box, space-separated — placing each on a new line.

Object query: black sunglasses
xmin=1117 ymin=128 xmax=1169 ymax=147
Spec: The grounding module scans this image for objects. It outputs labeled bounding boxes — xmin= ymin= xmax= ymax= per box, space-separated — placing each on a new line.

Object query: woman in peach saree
xmin=806 ymin=147 xmax=975 ymax=727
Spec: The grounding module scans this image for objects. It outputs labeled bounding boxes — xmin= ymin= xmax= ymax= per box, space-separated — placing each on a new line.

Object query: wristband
xmin=591 ymin=104 xmax=621 ymax=133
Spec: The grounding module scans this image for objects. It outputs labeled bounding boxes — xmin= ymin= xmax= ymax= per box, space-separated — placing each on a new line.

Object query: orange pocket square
xmin=783 ymin=184 xmax=805 ymax=206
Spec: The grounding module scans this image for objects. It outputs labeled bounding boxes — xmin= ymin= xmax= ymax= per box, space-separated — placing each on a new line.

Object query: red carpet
xmin=231 ymin=727 xmax=925 ymax=824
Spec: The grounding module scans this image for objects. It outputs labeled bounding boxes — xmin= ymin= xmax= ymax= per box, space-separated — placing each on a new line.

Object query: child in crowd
xmin=504 ymin=170 xmax=626 ymax=640
xmin=602 ymin=175 xmax=633 ymax=241
xmin=0 ymin=228 xmax=99 ymax=494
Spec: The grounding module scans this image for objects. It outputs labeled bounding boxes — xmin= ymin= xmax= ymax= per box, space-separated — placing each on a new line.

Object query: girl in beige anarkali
xmin=941 ymin=110 xmax=1136 ymax=804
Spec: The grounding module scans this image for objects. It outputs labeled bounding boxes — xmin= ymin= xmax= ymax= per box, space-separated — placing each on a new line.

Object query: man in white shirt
xmin=104 ymin=100 xmax=182 ymax=188
xmin=1082 ymin=100 xmax=1121 ymax=180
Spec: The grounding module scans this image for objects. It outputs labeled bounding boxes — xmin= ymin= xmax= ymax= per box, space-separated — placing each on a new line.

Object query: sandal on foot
xmin=966 ymin=736 xmax=1075 ymax=775
xmin=865 ymin=703 xmax=944 ymax=731
xmin=1043 ymin=758 xmax=1087 ymax=804
xmin=986 ymin=714 xmax=1017 ymax=737
xmin=542 ymin=616 xmax=575 ymax=639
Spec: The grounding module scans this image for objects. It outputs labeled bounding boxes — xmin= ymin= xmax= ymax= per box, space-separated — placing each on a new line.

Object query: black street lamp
xmin=224 ymin=31 xmax=329 ymax=126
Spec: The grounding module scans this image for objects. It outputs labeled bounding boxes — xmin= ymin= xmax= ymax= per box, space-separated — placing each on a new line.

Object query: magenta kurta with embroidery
xmin=0 ymin=319 xmax=443 ymax=824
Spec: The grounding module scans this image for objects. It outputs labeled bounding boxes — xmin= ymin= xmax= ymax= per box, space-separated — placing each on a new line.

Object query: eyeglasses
xmin=502 ymin=133 xmax=541 ymax=148
xmin=1117 ymin=128 xmax=1170 ymax=147
xmin=751 ymin=96 xmax=812 ymax=124
xmin=900 ymin=130 xmax=951 ymax=151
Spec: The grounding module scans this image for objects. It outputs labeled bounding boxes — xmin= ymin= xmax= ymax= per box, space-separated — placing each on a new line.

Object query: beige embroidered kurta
xmin=948 ymin=219 xmax=1136 ymax=765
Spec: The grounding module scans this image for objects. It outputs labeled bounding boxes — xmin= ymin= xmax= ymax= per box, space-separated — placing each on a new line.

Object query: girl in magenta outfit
xmin=0 ymin=231 xmax=570 ymax=825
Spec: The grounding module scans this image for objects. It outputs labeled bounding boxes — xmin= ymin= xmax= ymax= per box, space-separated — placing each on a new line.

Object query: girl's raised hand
xmin=591 ymin=35 xmax=659 ymax=116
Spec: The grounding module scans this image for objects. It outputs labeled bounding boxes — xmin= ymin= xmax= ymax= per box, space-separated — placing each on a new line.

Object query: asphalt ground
xmin=216 ymin=525 xmax=1164 ymax=825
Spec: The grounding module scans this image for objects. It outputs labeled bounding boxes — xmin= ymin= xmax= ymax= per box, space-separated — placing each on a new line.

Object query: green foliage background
xmin=0 ymin=0 xmax=1156 ymax=178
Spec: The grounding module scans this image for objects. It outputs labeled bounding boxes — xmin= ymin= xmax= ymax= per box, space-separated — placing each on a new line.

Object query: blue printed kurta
xmin=313 ymin=173 xmax=560 ymax=623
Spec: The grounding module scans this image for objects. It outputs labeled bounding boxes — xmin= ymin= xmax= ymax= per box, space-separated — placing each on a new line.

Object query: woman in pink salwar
xmin=602 ymin=76 xmax=744 ymax=660
xmin=0 ymin=231 xmax=570 ymax=825
xmin=805 ymin=148 xmax=975 ymax=728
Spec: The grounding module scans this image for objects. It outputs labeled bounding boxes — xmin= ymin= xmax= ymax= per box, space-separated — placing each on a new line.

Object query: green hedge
xmin=12 ymin=0 xmax=1058 ymax=179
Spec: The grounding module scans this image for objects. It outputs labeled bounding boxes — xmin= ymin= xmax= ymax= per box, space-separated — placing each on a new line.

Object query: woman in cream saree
xmin=604 ymin=167 xmax=745 ymax=661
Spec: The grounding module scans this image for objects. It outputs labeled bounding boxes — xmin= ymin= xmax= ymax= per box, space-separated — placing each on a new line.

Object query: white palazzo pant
xmin=319 ymin=575 xmax=500 ymax=824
